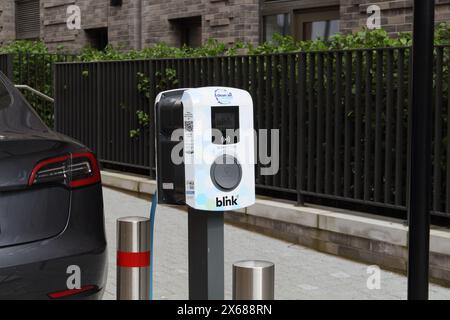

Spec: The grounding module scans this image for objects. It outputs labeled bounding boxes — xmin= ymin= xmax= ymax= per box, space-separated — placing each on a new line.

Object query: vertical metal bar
xmin=288 ymin=54 xmax=296 ymax=190
xmin=334 ymin=52 xmax=342 ymax=196
xmin=129 ymin=61 xmax=134 ymax=165
xmin=433 ymin=47 xmax=443 ymax=213
xmin=53 ymin=63 xmax=59 ymax=131
xmin=406 ymin=50 xmax=413 ymax=208
xmin=208 ymin=58 xmax=213 ymax=85
xmin=364 ymin=51 xmax=373 ymax=201
xmin=325 ymin=53 xmax=334 ymax=195
xmin=250 ymin=56 xmax=257 ymax=121
xmin=446 ymin=48 xmax=450 ymax=213
xmin=149 ymin=61 xmax=156 ymax=178
xmin=257 ymin=55 xmax=265 ymax=136
xmin=307 ymin=53 xmax=316 ymax=192
xmin=280 ymin=55 xmax=288 ymax=188
xmin=395 ymin=49 xmax=405 ymax=206
xmin=222 ymin=57 xmax=229 ymax=86
xmin=236 ymin=57 xmax=242 ymax=88
xmin=230 ymin=57 xmax=235 ymax=88
xmin=184 ymin=59 xmax=189 ymax=88
xmin=408 ymin=0 xmax=434 ymax=301
xmin=316 ymin=53 xmax=324 ymax=193
xmin=354 ymin=51 xmax=363 ymax=199
xmin=214 ymin=57 xmax=220 ymax=86
xmin=188 ymin=208 xmax=224 ymax=300
xmin=297 ymin=53 xmax=306 ymax=205
xmin=243 ymin=56 xmax=249 ymax=91
xmin=344 ymin=51 xmax=353 ymax=198
xmin=265 ymin=55 xmax=273 ymax=187
xmin=120 ymin=62 xmax=125 ymax=164
xmin=385 ymin=49 xmax=394 ymax=204
xmin=374 ymin=50 xmax=384 ymax=203
xmin=192 ymin=59 xmax=198 ymax=87
xmin=112 ymin=62 xmax=118 ymax=163
xmin=272 ymin=55 xmax=280 ymax=187
xmin=250 ymin=56 xmax=260 ymax=184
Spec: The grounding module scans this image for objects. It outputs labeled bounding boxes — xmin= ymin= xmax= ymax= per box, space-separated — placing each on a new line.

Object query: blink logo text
xmin=216 ymin=196 xmax=238 ymax=207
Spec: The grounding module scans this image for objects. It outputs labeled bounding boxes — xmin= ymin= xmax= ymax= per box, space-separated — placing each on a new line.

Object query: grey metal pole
xmin=233 ymin=260 xmax=275 ymax=300
xmin=117 ymin=216 xmax=151 ymax=300
xmin=408 ymin=0 xmax=435 ymax=300
xmin=188 ymin=207 xmax=224 ymax=300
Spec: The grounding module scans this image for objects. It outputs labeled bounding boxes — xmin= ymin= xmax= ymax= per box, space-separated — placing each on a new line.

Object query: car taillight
xmin=28 ymin=152 xmax=101 ymax=188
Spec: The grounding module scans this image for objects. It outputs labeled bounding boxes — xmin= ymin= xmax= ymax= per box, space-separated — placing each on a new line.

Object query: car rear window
xmin=0 ymin=78 xmax=47 ymax=132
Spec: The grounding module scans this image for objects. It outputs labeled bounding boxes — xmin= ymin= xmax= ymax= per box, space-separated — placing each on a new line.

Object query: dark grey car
xmin=0 ymin=72 xmax=107 ymax=299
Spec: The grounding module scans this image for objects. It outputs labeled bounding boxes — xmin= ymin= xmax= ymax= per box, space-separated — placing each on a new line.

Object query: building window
xmin=295 ymin=8 xmax=340 ymax=41
xmin=263 ymin=13 xmax=291 ymax=42
xmin=260 ymin=0 xmax=340 ymax=42
xmin=15 ymin=0 xmax=41 ymax=40
xmin=303 ymin=20 xmax=339 ymax=41
xmin=85 ymin=28 xmax=109 ymax=50
xmin=170 ymin=16 xmax=202 ymax=48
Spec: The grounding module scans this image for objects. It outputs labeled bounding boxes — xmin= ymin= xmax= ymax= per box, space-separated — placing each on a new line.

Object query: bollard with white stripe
xmin=117 ymin=217 xmax=150 ymax=300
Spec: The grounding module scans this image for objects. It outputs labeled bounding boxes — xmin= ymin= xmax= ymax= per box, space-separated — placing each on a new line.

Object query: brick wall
xmin=141 ymin=0 xmax=260 ymax=47
xmin=3 ymin=1 xmax=450 ymax=52
xmin=4 ymin=0 xmax=259 ymax=52
xmin=0 ymin=0 xmax=15 ymax=46
xmin=41 ymin=0 xmax=105 ymax=51
xmin=40 ymin=0 xmax=141 ymax=51
xmin=340 ymin=0 xmax=450 ymax=35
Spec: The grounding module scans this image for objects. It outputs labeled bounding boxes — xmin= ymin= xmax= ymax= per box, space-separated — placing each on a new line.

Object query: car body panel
xmin=0 ymin=72 xmax=107 ymax=299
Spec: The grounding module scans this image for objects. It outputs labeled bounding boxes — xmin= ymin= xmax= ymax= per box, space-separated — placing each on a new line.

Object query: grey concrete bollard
xmin=232 ymin=260 xmax=275 ymax=300
xmin=117 ymin=216 xmax=150 ymax=300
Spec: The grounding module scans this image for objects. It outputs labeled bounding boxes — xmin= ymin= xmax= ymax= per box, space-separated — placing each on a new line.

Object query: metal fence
xmin=14 ymin=46 xmax=450 ymax=219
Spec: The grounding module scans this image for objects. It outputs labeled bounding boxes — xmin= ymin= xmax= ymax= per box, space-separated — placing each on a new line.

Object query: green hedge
xmin=1 ymin=24 xmax=450 ymax=60
xmin=0 ymin=25 xmax=449 ymax=128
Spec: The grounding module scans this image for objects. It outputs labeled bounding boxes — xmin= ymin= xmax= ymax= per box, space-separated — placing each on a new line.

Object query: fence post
xmin=117 ymin=217 xmax=151 ymax=300
xmin=232 ymin=260 xmax=274 ymax=300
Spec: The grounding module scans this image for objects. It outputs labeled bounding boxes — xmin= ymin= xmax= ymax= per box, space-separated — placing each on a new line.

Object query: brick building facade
xmin=0 ymin=0 xmax=260 ymax=51
xmin=0 ymin=1 xmax=449 ymax=52
xmin=339 ymin=0 xmax=450 ymax=35
xmin=0 ymin=1 xmax=16 ymax=46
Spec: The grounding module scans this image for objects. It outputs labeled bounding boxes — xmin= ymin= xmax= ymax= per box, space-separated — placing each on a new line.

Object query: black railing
xmin=5 ymin=47 xmax=450 ymax=219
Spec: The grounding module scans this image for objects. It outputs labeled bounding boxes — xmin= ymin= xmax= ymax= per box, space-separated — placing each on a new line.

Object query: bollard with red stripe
xmin=117 ymin=216 xmax=151 ymax=300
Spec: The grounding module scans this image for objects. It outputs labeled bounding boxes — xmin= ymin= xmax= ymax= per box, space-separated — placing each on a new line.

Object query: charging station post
xmin=188 ymin=208 xmax=224 ymax=300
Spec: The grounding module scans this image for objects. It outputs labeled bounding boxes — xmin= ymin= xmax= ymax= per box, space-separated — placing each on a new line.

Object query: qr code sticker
xmin=185 ymin=121 xmax=193 ymax=132
xmin=187 ymin=180 xmax=195 ymax=190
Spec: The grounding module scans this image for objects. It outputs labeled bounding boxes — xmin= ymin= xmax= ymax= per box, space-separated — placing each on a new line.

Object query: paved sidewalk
xmin=102 ymin=187 xmax=450 ymax=300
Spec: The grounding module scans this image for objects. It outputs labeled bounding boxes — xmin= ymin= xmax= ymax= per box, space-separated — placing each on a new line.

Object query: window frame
xmin=294 ymin=7 xmax=340 ymax=41
xmin=262 ymin=13 xmax=291 ymax=43
xmin=259 ymin=0 xmax=340 ymax=42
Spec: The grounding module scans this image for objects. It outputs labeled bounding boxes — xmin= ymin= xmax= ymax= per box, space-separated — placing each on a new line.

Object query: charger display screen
xmin=211 ymin=106 xmax=240 ymax=145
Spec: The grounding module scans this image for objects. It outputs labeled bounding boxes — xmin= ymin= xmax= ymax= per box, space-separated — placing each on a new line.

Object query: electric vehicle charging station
xmin=155 ymin=87 xmax=256 ymax=299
